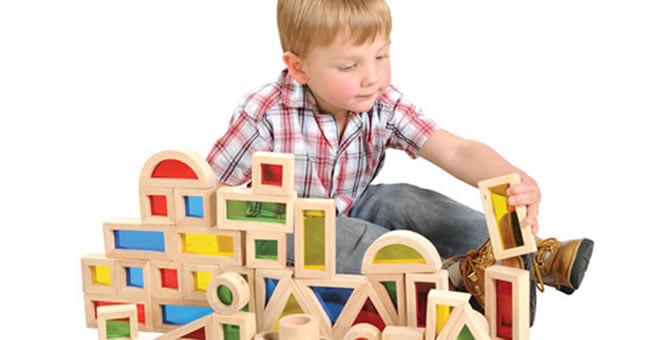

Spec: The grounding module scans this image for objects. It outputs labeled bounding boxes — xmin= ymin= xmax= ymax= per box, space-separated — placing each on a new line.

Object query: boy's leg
xmin=348 ymin=183 xmax=489 ymax=259
xmin=286 ymin=216 xmax=390 ymax=274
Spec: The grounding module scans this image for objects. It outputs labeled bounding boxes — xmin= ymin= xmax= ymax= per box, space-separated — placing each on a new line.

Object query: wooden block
xmin=294 ymin=274 xmax=368 ymax=336
xmin=103 ymin=218 xmax=175 ymax=261
xmin=181 ymin=263 xmax=221 ymax=302
xmin=485 ymin=264 xmax=530 ymax=340
xmin=331 ymin=276 xmax=397 ymax=339
xmin=251 ymin=151 xmax=295 ymax=197
xmin=382 ymin=325 xmax=424 ymax=340
xmin=214 ymin=311 xmax=257 ymax=340
xmin=255 ymin=330 xmax=279 ymax=340
xmin=173 ymin=226 xmax=244 ymax=266
xmin=97 ymin=304 xmax=139 ymax=340
xmin=217 ymin=186 xmax=295 ymax=233
xmin=367 ymin=274 xmax=407 ymax=326
xmin=246 ymin=231 xmax=287 ymax=269
xmin=293 ymin=198 xmax=336 ymax=279
xmin=139 ymin=187 xmax=175 ymax=225
xmin=207 ymin=271 xmax=250 ymax=314
xmin=151 ymin=296 xmax=213 ymax=333
xmin=116 ymin=259 xmax=151 ymax=298
xmin=405 ymin=271 xmax=449 ymax=329
xmin=221 ymin=265 xmax=257 ymax=316
xmin=139 ymin=149 xmax=217 ymax=189
xmin=436 ymin=303 xmax=490 ymax=340
xmin=255 ymin=268 xmax=294 ymax=331
xmin=279 ymin=313 xmax=320 ymax=340
xmin=361 ymin=230 xmax=442 ymax=275
xmin=342 ymin=323 xmax=381 ymax=340
xmin=84 ymin=293 xmax=153 ymax=332
xmin=155 ymin=313 xmax=218 ymax=340
xmin=478 ymin=173 xmax=537 ymax=260
xmin=173 ymin=186 xmax=217 ymax=228
xmin=150 ymin=261 xmax=183 ymax=299
xmin=81 ymin=254 xmax=118 ymax=295
xmin=261 ymin=277 xmax=316 ymax=334
xmin=424 ymin=289 xmax=470 ymax=340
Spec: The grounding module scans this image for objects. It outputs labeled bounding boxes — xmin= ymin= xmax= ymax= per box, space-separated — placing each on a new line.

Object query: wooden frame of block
xmin=181 ymin=263 xmax=221 ymax=302
xmin=217 ymin=186 xmax=295 ymax=233
xmin=81 ymin=253 xmax=118 ymax=295
xmin=116 ymin=258 xmax=151 ymax=298
xmin=150 ymin=261 xmax=183 ymax=299
xmin=294 ymin=274 xmax=367 ymax=336
xmin=436 ymin=303 xmax=490 ymax=340
xmin=173 ymin=226 xmax=244 ymax=266
xmin=425 ymin=289 xmax=470 ymax=340
xmin=478 ymin=173 xmax=537 ymax=260
xmin=261 ymin=277 xmax=316 ymax=334
xmin=485 ymin=264 xmax=530 ymax=340
xmin=361 ymin=230 xmax=442 ymax=275
xmin=215 ymin=311 xmax=257 ymax=340
xmin=382 ymin=325 xmax=424 ymax=340
xmin=174 ymin=187 xmax=217 ymax=228
xmin=342 ymin=322 xmax=381 ymax=340
xmin=332 ymin=277 xmax=397 ymax=339
xmin=156 ymin=314 xmax=219 ymax=340
xmin=405 ymin=271 xmax=449 ymax=328
xmin=251 ymin=151 xmax=295 ymax=197
xmin=367 ymin=273 xmax=407 ymax=326
xmin=246 ymin=231 xmax=287 ymax=269
xmin=103 ymin=218 xmax=175 ymax=261
xmin=255 ymin=268 xmax=294 ymax=330
xmin=151 ymin=296 xmax=213 ymax=333
xmin=139 ymin=149 xmax=217 ymax=190
xmin=84 ymin=293 xmax=153 ymax=332
xmin=293 ymin=198 xmax=336 ymax=279
xmin=139 ymin=186 xmax=175 ymax=225
xmin=97 ymin=304 xmax=139 ymax=340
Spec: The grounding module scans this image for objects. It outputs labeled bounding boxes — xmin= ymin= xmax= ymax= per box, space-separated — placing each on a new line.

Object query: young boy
xmin=206 ymin=0 xmax=593 ymax=325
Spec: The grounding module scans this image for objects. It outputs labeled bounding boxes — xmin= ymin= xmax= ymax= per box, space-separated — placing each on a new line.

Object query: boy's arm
xmin=417 ymin=129 xmax=541 ymax=234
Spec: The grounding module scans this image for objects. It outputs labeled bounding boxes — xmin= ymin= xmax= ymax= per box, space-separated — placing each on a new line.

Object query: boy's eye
xmin=376 ymin=54 xmax=389 ymax=61
xmin=338 ymin=64 xmax=356 ymax=72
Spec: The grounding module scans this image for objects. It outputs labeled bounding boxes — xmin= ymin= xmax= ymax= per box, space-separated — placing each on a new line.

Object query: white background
xmin=1 ymin=1 xmax=648 ymax=338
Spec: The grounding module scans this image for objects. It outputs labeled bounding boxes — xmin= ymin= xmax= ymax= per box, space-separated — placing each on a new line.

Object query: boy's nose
xmin=361 ymin=64 xmax=378 ymax=87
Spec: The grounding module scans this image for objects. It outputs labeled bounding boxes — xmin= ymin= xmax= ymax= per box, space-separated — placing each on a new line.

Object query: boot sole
xmin=559 ymin=238 xmax=594 ymax=294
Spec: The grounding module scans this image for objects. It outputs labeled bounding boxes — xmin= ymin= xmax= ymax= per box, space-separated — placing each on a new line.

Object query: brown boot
xmin=533 ymin=237 xmax=594 ymax=294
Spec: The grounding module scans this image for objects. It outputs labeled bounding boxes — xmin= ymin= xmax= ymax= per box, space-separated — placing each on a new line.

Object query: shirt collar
xmin=279 ymin=69 xmax=320 ymax=111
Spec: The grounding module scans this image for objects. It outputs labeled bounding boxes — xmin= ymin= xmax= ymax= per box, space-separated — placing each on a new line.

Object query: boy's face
xmin=297 ymin=33 xmax=391 ymax=117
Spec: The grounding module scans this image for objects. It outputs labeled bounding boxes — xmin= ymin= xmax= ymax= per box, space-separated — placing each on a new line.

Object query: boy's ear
xmin=283 ymin=51 xmax=309 ymax=84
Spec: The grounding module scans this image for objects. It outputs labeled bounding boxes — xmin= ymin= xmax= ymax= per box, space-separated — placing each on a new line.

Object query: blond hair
xmin=277 ymin=0 xmax=392 ymax=57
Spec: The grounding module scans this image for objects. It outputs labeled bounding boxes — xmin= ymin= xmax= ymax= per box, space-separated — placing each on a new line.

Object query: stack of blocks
xmin=81 ymin=149 xmax=534 ymax=339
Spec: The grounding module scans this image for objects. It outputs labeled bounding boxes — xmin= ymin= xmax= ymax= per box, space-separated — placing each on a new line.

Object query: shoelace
xmin=532 ymin=237 xmax=560 ymax=292
xmin=442 ymin=239 xmax=493 ymax=296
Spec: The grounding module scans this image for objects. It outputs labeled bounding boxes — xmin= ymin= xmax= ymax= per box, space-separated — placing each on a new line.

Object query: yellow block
xmin=182 ymin=233 xmax=234 ymax=256
xmin=93 ymin=265 xmax=111 ymax=286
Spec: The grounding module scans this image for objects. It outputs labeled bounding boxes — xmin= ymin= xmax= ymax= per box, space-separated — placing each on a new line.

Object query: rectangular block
xmin=405 ymin=271 xmax=449 ymax=329
xmin=478 ymin=173 xmax=537 ymax=260
xmin=103 ymin=218 xmax=175 ymax=261
xmin=217 ymin=186 xmax=295 ymax=233
xmin=84 ymin=293 xmax=153 ymax=332
xmin=485 ymin=264 xmax=530 ymax=340
xmin=173 ymin=227 xmax=244 ymax=266
xmin=151 ymin=297 xmax=214 ymax=333
xmin=293 ymin=198 xmax=336 ymax=279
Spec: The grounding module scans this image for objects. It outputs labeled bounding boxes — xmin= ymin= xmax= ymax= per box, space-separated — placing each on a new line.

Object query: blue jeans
xmin=287 ymin=183 xmax=489 ymax=274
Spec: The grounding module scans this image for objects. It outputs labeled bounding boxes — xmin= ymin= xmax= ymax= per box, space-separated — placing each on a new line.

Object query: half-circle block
xmin=361 ymin=230 xmax=442 ymax=275
xmin=140 ymin=149 xmax=217 ymax=189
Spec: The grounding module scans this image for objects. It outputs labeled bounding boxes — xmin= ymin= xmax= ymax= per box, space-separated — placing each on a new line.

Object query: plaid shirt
xmin=207 ymin=70 xmax=437 ymax=215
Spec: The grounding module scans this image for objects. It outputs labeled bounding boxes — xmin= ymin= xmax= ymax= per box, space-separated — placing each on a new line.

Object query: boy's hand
xmin=507 ymin=175 xmax=541 ymax=235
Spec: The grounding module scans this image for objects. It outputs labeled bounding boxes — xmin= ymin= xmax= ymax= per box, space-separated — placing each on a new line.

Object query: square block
xmin=246 ymin=231 xmax=287 ymax=269
xmin=174 ymin=187 xmax=217 ymax=228
xmin=97 ymin=304 xmax=139 ymax=340
xmin=251 ymin=152 xmax=295 ymax=197
xmin=81 ymin=254 xmax=118 ymax=295
xmin=139 ymin=187 xmax=175 ymax=225
xmin=150 ymin=261 xmax=183 ymax=299
xmin=181 ymin=263 xmax=221 ymax=302
xmin=116 ymin=259 xmax=151 ymax=298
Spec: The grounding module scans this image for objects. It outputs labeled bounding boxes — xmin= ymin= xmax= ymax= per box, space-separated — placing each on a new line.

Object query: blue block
xmin=184 ymin=196 xmax=204 ymax=218
xmin=114 ymin=230 xmax=165 ymax=252
xmin=162 ymin=304 xmax=213 ymax=325
xmin=126 ymin=267 xmax=144 ymax=288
